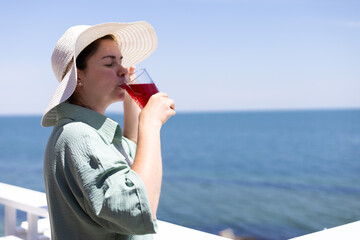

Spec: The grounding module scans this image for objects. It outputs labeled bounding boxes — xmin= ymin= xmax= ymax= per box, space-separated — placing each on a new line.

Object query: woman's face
xmin=77 ymin=39 xmax=128 ymax=113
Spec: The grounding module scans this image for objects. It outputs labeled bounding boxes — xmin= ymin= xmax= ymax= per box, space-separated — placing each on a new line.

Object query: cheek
xmin=94 ymin=72 xmax=117 ymax=88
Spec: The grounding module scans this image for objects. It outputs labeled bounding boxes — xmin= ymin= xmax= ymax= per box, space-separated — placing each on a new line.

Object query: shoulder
xmin=60 ymin=121 xmax=95 ymax=141
xmin=49 ymin=120 xmax=100 ymax=151
xmin=46 ymin=120 xmax=105 ymax=168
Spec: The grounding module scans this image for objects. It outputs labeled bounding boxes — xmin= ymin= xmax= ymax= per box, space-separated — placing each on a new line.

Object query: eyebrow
xmin=102 ymin=55 xmax=123 ymax=60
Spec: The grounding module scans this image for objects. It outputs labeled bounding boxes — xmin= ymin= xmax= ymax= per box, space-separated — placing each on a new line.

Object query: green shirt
xmin=43 ymin=102 xmax=157 ymax=240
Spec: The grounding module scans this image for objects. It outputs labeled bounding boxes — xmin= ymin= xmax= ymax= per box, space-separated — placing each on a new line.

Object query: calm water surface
xmin=0 ymin=110 xmax=359 ymax=239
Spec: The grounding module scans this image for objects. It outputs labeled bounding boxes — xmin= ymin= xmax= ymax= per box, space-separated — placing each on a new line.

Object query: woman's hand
xmin=140 ymin=92 xmax=176 ymax=130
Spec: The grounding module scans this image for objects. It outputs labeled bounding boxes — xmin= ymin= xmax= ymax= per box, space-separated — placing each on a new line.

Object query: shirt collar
xmin=56 ymin=102 xmax=122 ymax=144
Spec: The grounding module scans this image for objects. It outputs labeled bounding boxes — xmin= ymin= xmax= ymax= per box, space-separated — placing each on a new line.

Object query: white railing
xmin=0 ymin=183 xmax=228 ymax=240
xmin=0 ymin=183 xmax=49 ymax=240
xmin=289 ymin=220 xmax=360 ymax=240
xmin=2 ymin=182 xmax=360 ymax=240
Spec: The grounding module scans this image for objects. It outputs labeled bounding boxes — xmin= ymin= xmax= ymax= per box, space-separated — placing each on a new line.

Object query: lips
xmin=118 ymin=76 xmax=127 ymax=87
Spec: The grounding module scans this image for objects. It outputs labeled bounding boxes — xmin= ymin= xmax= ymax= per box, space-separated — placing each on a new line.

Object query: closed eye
xmin=102 ymin=55 xmax=123 ymax=61
xmin=102 ymin=55 xmax=123 ymax=67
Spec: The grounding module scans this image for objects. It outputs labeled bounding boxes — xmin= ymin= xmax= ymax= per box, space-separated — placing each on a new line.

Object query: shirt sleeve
xmin=61 ymin=123 xmax=157 ymax=235
xmin=121 ymin=136 xmax=137 ymax=160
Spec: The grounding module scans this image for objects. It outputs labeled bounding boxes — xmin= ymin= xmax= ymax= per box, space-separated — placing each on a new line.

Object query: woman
xmin=42 ymin=22 xmax=175 ymax=240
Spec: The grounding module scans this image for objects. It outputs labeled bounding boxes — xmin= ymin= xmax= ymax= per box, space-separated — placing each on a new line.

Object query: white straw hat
xmin=41 ymin=21 xmax=158 ymax=127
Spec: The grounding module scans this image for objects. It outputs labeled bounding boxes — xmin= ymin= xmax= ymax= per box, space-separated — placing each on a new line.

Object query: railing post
xmin=27 ymin=213 xmax=38 ymax=240
xmin=4 ymin=205 xmax=16 ymax=236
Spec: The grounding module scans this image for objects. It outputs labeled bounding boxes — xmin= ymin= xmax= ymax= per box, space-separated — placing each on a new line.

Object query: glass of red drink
xmin=121 ymin=68 xmax=159 ymax=109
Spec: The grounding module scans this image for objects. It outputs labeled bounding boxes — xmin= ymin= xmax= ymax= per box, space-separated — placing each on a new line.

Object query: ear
xmin=77 ymin=69 xmax=85 ymax=81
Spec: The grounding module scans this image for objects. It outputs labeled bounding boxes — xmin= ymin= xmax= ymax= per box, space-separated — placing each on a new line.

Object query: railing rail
xmin=2 ymin=182 xmax=359 ymax=239
xmin=0 ymin=183 xmax=228 ymax=240
xmin=0 ymin=183 xmax=49 ymax=240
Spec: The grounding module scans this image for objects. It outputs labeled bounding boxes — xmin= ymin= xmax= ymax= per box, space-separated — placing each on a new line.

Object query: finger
xmin=154 ymin=92 xmax=168 ymax=98
xmin=170 ymin=108 xmax=176 ymax=115
xmin=128 ymin=66 xmax=136 ymax=75
xmin=168 ymin=99 xmax=175 ymax=111
xmin=163 ymin=97 xmax=175 ymax=111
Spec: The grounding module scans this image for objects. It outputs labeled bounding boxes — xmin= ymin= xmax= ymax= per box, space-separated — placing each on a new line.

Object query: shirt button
xmin=125 ymin=178 xmax=134 ymax=187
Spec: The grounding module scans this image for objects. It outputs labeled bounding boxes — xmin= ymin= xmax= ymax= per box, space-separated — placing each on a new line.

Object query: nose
xmin=118 ymin=65 xmax=128 ymax=77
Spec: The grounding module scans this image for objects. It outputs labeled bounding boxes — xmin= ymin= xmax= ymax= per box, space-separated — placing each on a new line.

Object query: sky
xmin=0 ymin=0 xmax=359 ymax=115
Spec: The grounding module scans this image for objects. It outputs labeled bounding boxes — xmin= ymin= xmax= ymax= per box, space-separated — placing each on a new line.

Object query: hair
xmin=76 ymin=34 xmax=117 ymax=70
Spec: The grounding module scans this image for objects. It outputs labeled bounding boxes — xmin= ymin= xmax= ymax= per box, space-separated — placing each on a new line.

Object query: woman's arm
xmin=122 ymin=92 xmax=141 ymax=143
xmin=122 ymin=67 xmax=141 ymax=143
xmin=131 ymin=92 xmax=175 ymax=220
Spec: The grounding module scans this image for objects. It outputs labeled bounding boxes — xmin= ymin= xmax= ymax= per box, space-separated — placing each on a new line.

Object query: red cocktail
xmin=121 ymin=82 xmax=159 ymax=109
xmin=121 ymin=69 xmax=159 ymax=109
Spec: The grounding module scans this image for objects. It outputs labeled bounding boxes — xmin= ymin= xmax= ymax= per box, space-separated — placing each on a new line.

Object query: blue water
xmin=0 ymin=110 xmax=359 ymax=239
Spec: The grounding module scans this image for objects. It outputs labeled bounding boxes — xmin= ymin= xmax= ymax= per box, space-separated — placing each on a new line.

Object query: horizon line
xmin=0 ymin=106 xmax=360 ymax=117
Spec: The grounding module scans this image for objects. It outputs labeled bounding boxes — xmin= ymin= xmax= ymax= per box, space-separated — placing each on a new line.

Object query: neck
xmin=68 ymin=95 xmax=107 ymax=115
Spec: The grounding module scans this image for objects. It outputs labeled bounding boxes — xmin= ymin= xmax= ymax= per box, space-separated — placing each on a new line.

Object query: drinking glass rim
xmin=127 ymin=68 xmax=148 ymax=84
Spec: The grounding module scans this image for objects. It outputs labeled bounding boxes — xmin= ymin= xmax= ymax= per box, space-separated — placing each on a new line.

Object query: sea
xmin=0 ymin=109 xmax=359 ymax=240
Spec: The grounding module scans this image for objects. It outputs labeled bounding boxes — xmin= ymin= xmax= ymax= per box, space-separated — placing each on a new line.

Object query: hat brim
xmin=41 ymin=21 xmax=157 ymax=127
